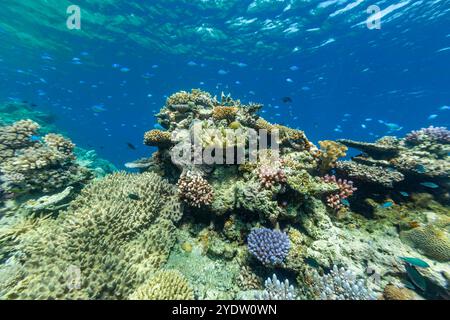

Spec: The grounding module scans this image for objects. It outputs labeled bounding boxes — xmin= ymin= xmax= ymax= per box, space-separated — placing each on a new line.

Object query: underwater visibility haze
xmin=0 ymin=0 xmax=449 ymax=301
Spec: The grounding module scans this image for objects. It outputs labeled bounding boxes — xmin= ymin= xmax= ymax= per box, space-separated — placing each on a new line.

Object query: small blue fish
xmin=120 ymin=67 xmax=130 ymax=73
xmin=420 ymin=182 xmax=439 ymax=189
xmin=380 ymin=201 xmax=394 ymax=208
xmin=399 ymin=191 xmax=409 ymax=197
xmin=153 ymin=123 xmax=165 ymax=130
xmin=30 ymin=135 xmax=41 ymax=142
xmin=400 ymin=257 xmax=430 ymax=268
xmin=289 ymin=65 xmax=299 ymax=71
xmin=428 ymin=114 xmax=438 ymax=120
xmin=415 ymin=165 xmax=427 ymax=173
xmin=341 ymin=199 xmax=350 ymax=206
xmin=439 ymin=105 xmax=450 ymax=111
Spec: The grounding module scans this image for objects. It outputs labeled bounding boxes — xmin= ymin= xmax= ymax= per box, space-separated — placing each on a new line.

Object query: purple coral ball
xmin=247 ymin=228 xmax=290 ymax=265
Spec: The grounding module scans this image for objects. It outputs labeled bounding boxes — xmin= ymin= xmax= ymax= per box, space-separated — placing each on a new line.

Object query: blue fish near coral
xmin=380 ymin=201 xmax=394 ymax=208
xmin=420 ymin=182 xmax=439 ymax=189
xmin=400 ymin=191 xmax=409 ymax=197
xmin=400 ymin=257 xmax=430 ymax=268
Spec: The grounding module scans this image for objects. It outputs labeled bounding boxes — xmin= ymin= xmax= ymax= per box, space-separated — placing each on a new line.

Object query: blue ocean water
xmin=0 ymin=1 xmax=449 ymax=167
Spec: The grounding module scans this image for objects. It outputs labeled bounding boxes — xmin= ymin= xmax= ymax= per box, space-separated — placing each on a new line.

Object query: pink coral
xmin=177 ymin=170 xmax=214 ymax=208
xmin=322 ymin=174 xmax=357 ymax=211
xmin=258 ymin=165 xmax=287 ymax=189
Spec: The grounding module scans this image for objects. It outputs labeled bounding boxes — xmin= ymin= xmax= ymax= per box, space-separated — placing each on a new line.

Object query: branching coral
xmin=310 ymin=265 xmax=376 ymax=300
xmin=322 ymin=175 xmax=357 ymax=211
xmin=0 ymin=119 xmax=39 ymax=162
xmin=247 ymin=228 xmax=290 ymax=266
xmin=317 ymin=140 xmax=347 ymax=173
xmin=257 ymin=164 xmax=287 ymax=189
xmin=405 ymin=126 xmax=450 ymax=145
xmin=129 ymin=270 xmax=194 ymax=300
xmin=255 ymin=274 xmax=297 ymax=300
xmin=2 ymin=172 xmax=182 ymax=299
xmin=177 ymin=170 xmax=214 ymax=208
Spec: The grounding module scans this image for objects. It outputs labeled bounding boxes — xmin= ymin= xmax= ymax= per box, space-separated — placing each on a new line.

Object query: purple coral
xmin=247 ymin=228 xmax=290 ymax=265
xmin=322 ymin=175 xmax=357 ymax=211
xmin=405 ymin=126 xmax=450 ymax=145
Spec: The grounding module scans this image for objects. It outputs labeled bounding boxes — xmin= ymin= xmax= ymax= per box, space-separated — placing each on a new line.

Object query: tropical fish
xmin=399 ymin=191 xmax=409 ymax=197
xmin=282 ymin=97 xmax=293 ymax=103
xmin=127 ymin=193 xmax=140 ymax=201
xmin=126 ymin=142 xmax=137 ymax=150
xmin=380 ymin=201 xmax=394 ymax=208
xmin=420 ymin=182 xmax=439 ymax=189
xmin=400 ymin=257 xmax=430 ymax=268
xmin=405 ymin=264 xmax=427 ymax=291
xmin=427 ymin=114 xmax=438 ymax=120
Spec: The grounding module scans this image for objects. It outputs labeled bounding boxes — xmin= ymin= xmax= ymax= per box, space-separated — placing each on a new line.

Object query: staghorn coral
xmin=322 ymin=175 xmax=357 ymax=211
xmin=1 ymin=172 xmax=182 ymax=299
xmin=255 ymin=274 xmax=297 ymax=300
xmin=177 ymin=170 xmax=214 ymax=208
xmin=247 ymin=228 xmax=290 ymax=266
xmin=317 ymin=140 xmax=347 ymax=173
xmin=310 ymin=265 xmax=376 ymax=300
xmin=129 ymin=270 xmax=194 ymax=300
xmin=400 ymin=224 xmax=450 ymax=262
xmin=144 ymin=129 xmax=172 ymax=148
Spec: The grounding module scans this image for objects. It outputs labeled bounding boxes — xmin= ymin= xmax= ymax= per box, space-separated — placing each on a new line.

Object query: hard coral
xmin=255 ymin=274 xmax=297 ymax=300
xmin=2 ymin=172 xmax=182 ymax=299
xmin=322 ymin=175 xmax=357 ymax=211
xmin=258 ymin=164 xmax=287 ymax=189
xmin=405 ymin=126 xmax=450 ymax=145
xmin=144 ymin=129 xmax=172 ymax=148
xmin=177 ymin=170 xmax=214 ymax=208
xmin=212 ymin=106 xmax=238 ymax=122
xmin=247 ymin=228 xmax=290 ymax=266
xmin=317 ymin=140 xmax=347 ymax=173
xmin=129 ymin=270 xmax=194 ymax=300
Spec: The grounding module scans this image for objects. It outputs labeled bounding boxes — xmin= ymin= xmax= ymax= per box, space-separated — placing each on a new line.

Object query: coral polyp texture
xmin=247 ymin=228 xmax=290 ymax=266
xmin=310 ymin=265 xmax=376 ymax=300
xmin=177 ymin=170 xmax=214 ymax=208
xmin=0 ymin=90 xmax=449 ymax=301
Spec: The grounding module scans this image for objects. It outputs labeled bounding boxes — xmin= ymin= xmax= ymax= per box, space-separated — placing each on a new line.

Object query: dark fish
xmin=282 ymin=97 xmax=293 ymax=103
xmin=128 ymin=193 xmax=140 ymax=201
xmin=126 ymin=143 xmax=137 ymax=150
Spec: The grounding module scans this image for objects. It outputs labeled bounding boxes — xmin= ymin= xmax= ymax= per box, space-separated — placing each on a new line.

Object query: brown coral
xmin=383 ymin=284 xmax=416 ymax=300
xmin=317 ymin=140 xmax=347 ymax=172
xmin=144 ymin=130 xmax=172 ymax=148
xmin=43 ymin=133 xmax=75 ymax=156
xmin=212 ymin=106 xmax=238 ymax=122
xmin=177 ymin=170 xmax=214 ymax=208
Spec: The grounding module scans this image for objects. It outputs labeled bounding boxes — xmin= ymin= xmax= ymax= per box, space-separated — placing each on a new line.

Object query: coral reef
xmin=247 ymin=228 xmax=290 ymax=266
xmin=1 ymin=90 xmax=449 ymax=301
xmin=129 ymin=270 xmax=194 ymax=300
xmin=0 ymin=120 xmax=92 ymax=195
xmin=0 ymin=172 xmax=182 ymax=299
xmin=177 ymin=170 xmax=214 ymax=208
xmin=255 ymin=274 xmax=297 ymax=300
xmin=309 ymin=265 xmax=376 ymax=300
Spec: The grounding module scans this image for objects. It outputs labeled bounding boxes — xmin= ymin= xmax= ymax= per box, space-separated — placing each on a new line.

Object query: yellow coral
xmin=383 ymin=284 xmax=416 ymax=300
xmin=212 ymin=106 xmax=238 ymax=122
xmin=317 ymin=140 xmax=347 ymax=172
xmin=144 ymin=129 xmax=172 ymax=147
xmin=255 ymin=118 xmax=275 ymax=133
xmin=129 ymin=270 xmax=194 ymax=300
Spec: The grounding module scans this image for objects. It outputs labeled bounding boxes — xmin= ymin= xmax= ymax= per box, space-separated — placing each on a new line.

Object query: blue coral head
xmin=247 ymin=228 xmax=290 ymax=266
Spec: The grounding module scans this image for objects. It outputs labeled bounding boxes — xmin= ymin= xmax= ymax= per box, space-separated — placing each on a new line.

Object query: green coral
xmin=1 ymin=172 xmax=182 ymax=299
xmin=129 ymin=270 xmax=194 ymax=300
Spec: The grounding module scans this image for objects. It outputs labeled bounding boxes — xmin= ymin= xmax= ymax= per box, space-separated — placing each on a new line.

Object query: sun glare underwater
xmin=0 ymin=1 xmax=449 ymax=301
